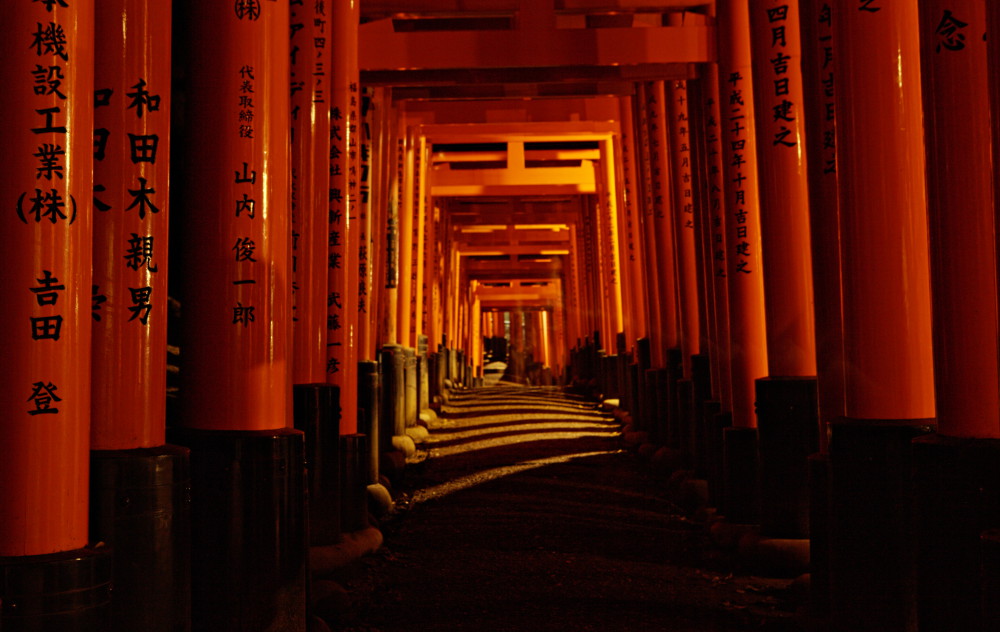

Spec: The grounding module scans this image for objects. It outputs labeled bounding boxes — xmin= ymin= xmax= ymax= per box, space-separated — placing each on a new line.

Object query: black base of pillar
xmin=707 ymin=409 xmax=731 ymax=507
xmin=808 ymin=452 xmax=831 ymax=619
xmin=616 ymin=353 xmax=627 ymax=407
xmin=828 ymin=418 xmax=934 ymax=632
xmin=982 ymin=529 xmax=1000 ymax=631
xmin=912 ymin=433 xmax=1000 ymax=632
xmin=698 ymin=400 xmax=721 ymax=480
xmin=339 ymin=434 xmax=370 ymax=533
xmin=648 ymin=368 xmax=665 ymax=444
xmin=722 ymin=426 xmax=759 ymax=524
xmin=628 ymin=362 xmax=639 ymax=422
xmin=90 ymin=445 xmax=191 ymax=632
xmin=433 ymin=351 xmax=445 ymax=401
xmin=381 ymin=345 xmax=406 ymax=440
xmin=404 ymin=348 xmax=417 ymax=428
xmin=664 ymin=349 xmax=682 ymax=448
xmin=676 ymin=378 xmax=694 ymax=461
xmin=0 ymin=546 xmax=111 ymax=631
xmin=293 ymin=384 xmax=342 ymax=546
xmin=755 ymin=377 xmax=819 ymax=538
xmin=643 ymin=368 xmax=659 ymax=437
xmin=689 ymin=355 xmax=712 ymax=468
xmin=358 ymin=361 xmax=381 ymax=485
xmin=169 ymin=428 xmax=307 ymax=632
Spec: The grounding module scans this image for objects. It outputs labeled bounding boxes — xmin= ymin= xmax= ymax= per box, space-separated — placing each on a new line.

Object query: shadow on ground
xmin=332 ymin=385 xmax=804 ymax=632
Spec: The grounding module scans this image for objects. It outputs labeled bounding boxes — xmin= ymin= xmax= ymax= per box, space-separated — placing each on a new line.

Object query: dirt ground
xmin=329 ymin=385 xmax=805 ymax=631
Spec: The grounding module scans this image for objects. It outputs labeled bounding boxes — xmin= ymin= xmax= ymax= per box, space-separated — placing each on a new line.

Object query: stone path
xmin=336 ymin=385 xmax=803 ymax=631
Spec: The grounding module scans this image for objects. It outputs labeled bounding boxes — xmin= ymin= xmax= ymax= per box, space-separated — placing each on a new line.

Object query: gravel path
xmin=336 ymin=385 xmax=803 ymax=631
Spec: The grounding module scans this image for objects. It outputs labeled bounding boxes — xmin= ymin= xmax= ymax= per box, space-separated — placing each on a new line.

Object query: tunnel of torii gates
xmin=5 ymin=0 xmax=1000 ymax=631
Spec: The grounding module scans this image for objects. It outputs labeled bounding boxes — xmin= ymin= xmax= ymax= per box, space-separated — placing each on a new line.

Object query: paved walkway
xmin=338 ymin=385 xmax=802 ymax=631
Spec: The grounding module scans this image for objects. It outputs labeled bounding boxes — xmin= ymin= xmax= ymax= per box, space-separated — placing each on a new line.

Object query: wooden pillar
xmin=368 ymin=88 xmax=389 ymax=352
xmin=328 ymin=0 xmax=360 ymax=433
xmin=666 ymin=80 xmax=701 ymax=376
xmin=702 ymin=63 xmax=733 ymax=411
xmin=0 ymin=0 xmax=95 ymax=560
xmin=89 ymin=3 xmax=191 ymax=629
xmin=749 ymin=0 xmax=817 ymax=378
xmin=925 ymin=0 xmax=999 ymax=437
xmin=600 ymin=144 xmax=625 ymax=339
xmin=396 ymin=129 xmax=415 ymax=349
xmin=426 ymin=201 xmax=441 ymax=349
xmin=616 ymin=97 xmax=649 ymax=344
xmin=382 ymin=104 xmax=402 ymax=346
xmin=173 ymin=1 xmax=305 ymax=629
xmin=634 ymin=83 xmax=665 ymax=366
xmin=357 ymin=90 xmax=374 ymax=362
xmin=748 ymin=0 xmax=820 ymax=540
xmin=828 ymin=2 xmax=935 ymax=630
xmin=91 ymin=0 xmax=171 ymax=448
xmin=801 ymin=0 xmax=845 ymax=451
xmin=716 ymin=0 xmax=769 ymax=524
xmin=290 ymin=0 xmax=330 ymax=383
xmin=915 ymin=2 xmax=1000 ymax=630
xmin=647 ymin=81 xmax=681 ymax=361
xmin=717 ymin=0 xmax=768 ymax=431
xmin=799 ymin=0 xmax=843 ymax=614
xmin=414 ymin=138 xmax=428 ymax=343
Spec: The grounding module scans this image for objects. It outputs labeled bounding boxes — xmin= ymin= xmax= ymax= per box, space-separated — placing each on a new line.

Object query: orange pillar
xmin=328 ymin=0 xmax=360 ymax=434
xmin=925 ymin=0 xmax=998 ymax=439
xmin=597 ymin=150 xmax=624 ymax=342
xmin=612 ymin=135 xmax=636 ymax=353
xmin=799 ymin=0 xmax=842 ymax=614
xmin=358 ymin=91 xmax=374 ymax=361
xmin=828 ymin=2 xmax=935 ymax=630
xmin=603 ymin=148 xmax=625 ymax=338
xmin=426 ymin=202 xmax=441 ymax=350
xmin=717 ymin=0 xmax=769 ymax=524
xmin=616 ymin=98 xmax=649 ymax=343
xmin=749 ymin=1 xmax=816 ymax=378
xmin=833 ymin=2 xmax=935 ymax=424
xmin=176 ymin=6 xmax=292 ymax=433
xmin=540 ymin=309 xmax=553 ymax=369
xmin=291 ymin=1 xmax=331 ymax=383
xmin=647 ymin=81 xmax=681 ymax=359
xmin=748 ymin=0 xmax=819 ymax=539
xmin=470 ymin=294 xmax=482 ymax=379
xmin=91 ymin=0 xmax=171 ymax=449
xmin=382 ymin=107 xmax=402 ymax=347
xmin=717 ymin=0 xmax=768 ymax=431
xmin=89 ymin=3 xmax=191 ymax=629
xmin=916 ymin=2 xmax=998 ymax=630
xmin=634 ymin=84 xmax=665 ymax=367
xmin=576 ymin=200 xmax=598 ymax=343
xmin=702 ymin=63 xmax=733 ymax=412
xmin=396 ymin=130 xmax=415 ymax=349
xmin=565 ymin=226 xmax=584 ymax=353
xmin=366 ymin=89 xmax=384 ymax=352
xmin=414 ymin=139 xmax=428 ymax=344
xmin=0 ymin=0 xmax=95 ymax=566
xmin=801 ymin=0 xmax=844 ymax=451
xmin=666 ymin=80 xmax=701 ymax=376
xmin=174 ymin=2 xmax=305 ymax=629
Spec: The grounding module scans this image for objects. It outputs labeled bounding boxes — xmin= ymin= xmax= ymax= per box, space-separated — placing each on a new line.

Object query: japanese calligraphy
xmin=935 ymin=10 xmax=968 ymax=53
xmin=234 ymin=0 xmax=262 ymax=20
xmin=124 ymin=234 xmax=158 ymax=272
xmin=128 ymin=286 xmax=152 ymax=325
xmin=126 ymin=78 xmax=161 ymax=118
xmin=27 ymin=381 xmax=61 ymax=415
